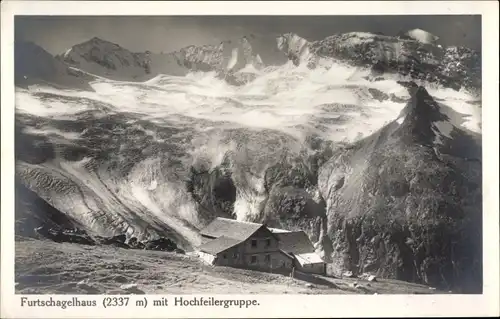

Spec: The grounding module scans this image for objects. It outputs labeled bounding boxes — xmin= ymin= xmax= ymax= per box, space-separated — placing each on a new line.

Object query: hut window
xmin=265 ymin=238 xmax=271 ymax=247
xmin=223 ymin=253 xmax=227 ymax=259
xmin=233 ymin=253 xmax=239 ymax=259
xmin=251 ymin=255 xmax=257 ymax=264
xmin=265 ymin=254 xmax=271 ymax=263
xmin=251 ymin=239 xmax=257 ymax=248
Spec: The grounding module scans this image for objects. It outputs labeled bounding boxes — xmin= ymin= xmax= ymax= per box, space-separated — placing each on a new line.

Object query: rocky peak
xmin=395 ymin=84 xmax=449 ymax=146
xmin=43 ymin=31 xmax=480 ymax=91
xmin=63 ymin=37 xmax=124 ymax=58
xmin=90 ymin=36 xmax=107 ymax=43
xmin=275 ymin=31 xmax=480 ymax=91
xmin=57 ymin=36 xmax=151 ymax=80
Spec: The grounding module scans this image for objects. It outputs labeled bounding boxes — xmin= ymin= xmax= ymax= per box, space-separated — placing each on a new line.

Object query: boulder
xmin=120 ymin=283 xmax=146 ymax=295
xmin=95 ymin=234 xmax=130 ymax=249
xmin=34 ymin=226 xmax=96 ymax=246
xmin=143 ymin=237 xmax=177 ymax=252
xmin=127 ymin=237 xmax=146 ymax=249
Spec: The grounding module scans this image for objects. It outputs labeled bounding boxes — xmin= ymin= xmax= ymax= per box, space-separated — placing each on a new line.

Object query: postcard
xmin=1 ymin=1 xmax=498 ymax=318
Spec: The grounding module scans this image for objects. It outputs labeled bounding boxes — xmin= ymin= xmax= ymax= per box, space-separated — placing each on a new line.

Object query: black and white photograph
xmin=1 ymin=1 xmax=499 ymax=318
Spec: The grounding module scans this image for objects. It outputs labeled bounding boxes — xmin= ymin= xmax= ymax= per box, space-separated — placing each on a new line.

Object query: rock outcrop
xmin=56 ymin=35 xmax=288 ymax=83
xmin=57 ymin=37 xmax=169 ymax=81
xmin=30 ymin=224 xmax=181 ymax=253
xmin=21 ymin=30 xmax=480 ymax=92
xmin=277 ymin=31 xmax=480 ymax=92
xmin=318 ymin=84 xmax=482 ymax=293
xmin=15 ymin=41 xmax=94 ymax=90
xmin=15 ymin=178 xmax=83 ymax=237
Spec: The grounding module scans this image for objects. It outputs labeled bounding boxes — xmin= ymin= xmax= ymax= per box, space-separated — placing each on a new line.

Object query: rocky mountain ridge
xmin=317 ymin=84 xmax=481 ymax=292
xmin=278 ymin=32 xmax=480 ymax=92
xmin=16 ymin=29 xmax=480 ymax=92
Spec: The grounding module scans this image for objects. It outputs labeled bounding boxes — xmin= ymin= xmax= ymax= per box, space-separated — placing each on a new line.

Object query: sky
xmin=15 ymin=15 xmax=481 ymax=55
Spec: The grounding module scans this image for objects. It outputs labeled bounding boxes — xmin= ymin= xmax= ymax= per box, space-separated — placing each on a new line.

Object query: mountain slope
xmin=58 ymin=37 xmax=163 ymax=81
xmin=278 ymin=32 xmax=480 ymax=92
xmin=15 ymin=177 xmax=83 ymax=237
xmin=16 ymin=238 xmax=444 ymax=294
xmin=317 ymin=84 xmax=482 ymax=293
xmin=15 ymin=41 xmax=94 ymax=90
xmin=50 ymin=30 xmax=480 ymax=92
xmin=57 ymin=35 xmax=288 ymax=83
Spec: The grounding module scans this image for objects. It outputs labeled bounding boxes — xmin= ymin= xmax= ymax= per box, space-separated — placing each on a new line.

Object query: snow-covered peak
xmin=47 ymin=31 xmax=480 ymax=91
xmin=277 ymin=33 xmax=310 ymax=58
xmin=57 ymin=37 xmax=153 ymax=81
xmin=405 ymin=28 xmax=439 ymax=44
xmin=63 ymin=48 xmax=73 ymax=59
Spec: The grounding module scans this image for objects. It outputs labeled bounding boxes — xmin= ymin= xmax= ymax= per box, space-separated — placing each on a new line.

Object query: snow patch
xmin=227 ymin=48 xmax=239 ymax=70
xmin=147 ymin=180 xmax=158 ymax=191
xmin=426 ymin=86 xmax=481 ymax=134
xmin=24 ymin=127 xmax=81 ymax=140
xmin=396 ymin=115 xmax=406 ymax=125
xmin=63 ymin=48 xmax=73 ymax=58
xmin=277 ymin=33 xmax=311 ymax=64
xmin=236 ymin=63 xmax=261 ymax=74
xmin=120 ymin=283 xmax=138 ymax=290
xmin=405 ymin=28 xmax=439 ymax=44
xmin=432 ymin=120 xmax=455 ymax=145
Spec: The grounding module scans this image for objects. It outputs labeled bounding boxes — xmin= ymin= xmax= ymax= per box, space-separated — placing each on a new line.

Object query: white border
xmin=1 ymin=1 xmax=499 ymax=318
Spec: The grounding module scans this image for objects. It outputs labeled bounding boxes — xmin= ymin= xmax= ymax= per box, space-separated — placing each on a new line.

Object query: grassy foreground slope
xmin=15 ymin=238 xmax=441 ymax=295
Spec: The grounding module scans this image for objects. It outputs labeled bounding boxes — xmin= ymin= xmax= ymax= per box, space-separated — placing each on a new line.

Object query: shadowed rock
xmin=143 ymin=237 xmax=177 ymax=252
xmin=318 ymin=86 xmax=482 ymax=293
xmin=15 ymin=41 xmax=94 ymax=91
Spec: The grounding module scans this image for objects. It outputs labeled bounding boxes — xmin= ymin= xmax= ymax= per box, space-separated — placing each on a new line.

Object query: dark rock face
xmin=60 ymin=37 xmax=151 ymax=76
xmin=396 ymin=85 xmax=450 ymax=145
xmin=55 ymin=35 xmax=283 ymax=85
xmin=31 ymin=225 xmax=180 ymax=253
xmin=318 ymin=86 xmax=482 ymax=293
xmin=262 ymin=159 xmax=320 ymax=227
xmin=19 ymin=32 xmax=480 ymax=92
xmin=186 ymin=164 xmax=237 ymax=221
xmin=14 ymin=41 xmax=94 ymax=91
xmin=127 ymin=237 xmax=145 ymax=249
xmin=258 ymin=151 xmax=333 ymax=249
xmin=281 ymin=32 xmax=480 ymax=92
xmin=15 ymin=179 xmax=82 ymax=237
xmin=220 ymin=72 xmax=258 ymax=86
xmin=143 ymin=237 xmax=178 ymax=252
xmin=16 ymin=176 xmax=182 ymax=252
xmin=368 ymin=88 xmax=389 ymax=102
xmin=95 ymin=234 xmax=129 ymax=248
xmin=34 ymin=226 xmax=96 ymax=246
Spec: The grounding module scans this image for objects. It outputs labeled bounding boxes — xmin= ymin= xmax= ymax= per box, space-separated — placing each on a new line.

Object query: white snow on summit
xmin=405 ymin=28 xmax=439 ymax=44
